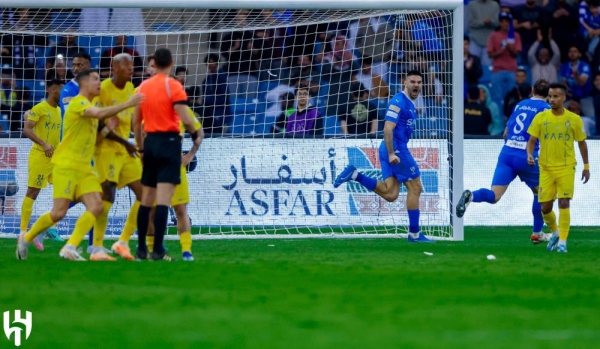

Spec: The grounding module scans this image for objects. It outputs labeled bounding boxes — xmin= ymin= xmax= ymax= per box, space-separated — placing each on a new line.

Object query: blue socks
xmin=355 ymin=172 xmax=377 ymax=191
xmin=472 ymin=188 xmax=495 ymax=203
xmin=408 ymin=209 xmax=420 ymax=233
xmin=532 ymin=195 xmax=544 ymax=233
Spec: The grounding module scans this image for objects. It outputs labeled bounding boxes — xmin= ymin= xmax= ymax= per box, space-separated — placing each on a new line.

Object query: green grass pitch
xmin=2 ymin=227 xmax=600 ymax=348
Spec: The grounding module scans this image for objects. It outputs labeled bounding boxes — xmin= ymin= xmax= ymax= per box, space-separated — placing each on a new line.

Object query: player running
xmin=21 ymin=79 xmax=64 ymax=250
xmin=89 ymin=53 xmax=143 ymax=261
xmin=16 ymin=70 xmax=144 ymax=261
xmin=526 ymin=83 xmax=590 ymax=253
xmin=333 ymin=70 xmax=433 ymax=243
xmin=456 ymin=79 xmax=551 ymax=244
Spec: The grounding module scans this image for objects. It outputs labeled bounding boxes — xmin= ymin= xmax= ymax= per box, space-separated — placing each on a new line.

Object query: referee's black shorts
xmin=142 ymin=132 xmax=182 ymax=187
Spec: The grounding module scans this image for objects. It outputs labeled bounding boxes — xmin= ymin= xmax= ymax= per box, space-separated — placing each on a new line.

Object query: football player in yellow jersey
xmin=90 ymin=53 xmax=143 ymax=261
xmin=16 ymin=70 xmax=144 ymax=261
xmin=526 ymin=83 xmax=590 ymax=253
xmin=146 ymin=106 xmax=203 ymax=261
xmin=21 ymin=79 xmax=64 ymax=250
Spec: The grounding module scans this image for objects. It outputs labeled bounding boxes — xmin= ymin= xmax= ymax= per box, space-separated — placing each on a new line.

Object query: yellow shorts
xmin=172 ymin=166 xmax=189 ymax=206
xmin=27 ymin=150 xmax=53 ymax=189
xmin=95 ymin=151 xmax=142 ymax=189
xmin=52 ymin=166 xmax=102 ymax=201
xmin=539 ymin=167 xmax=576 ymax=202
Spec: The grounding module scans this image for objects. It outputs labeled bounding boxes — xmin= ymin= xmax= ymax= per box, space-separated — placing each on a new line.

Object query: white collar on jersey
xmin=402 ymin=90 xmax=418 ymax=103
xmin=70 ymin=78 xmax=79 ymax=87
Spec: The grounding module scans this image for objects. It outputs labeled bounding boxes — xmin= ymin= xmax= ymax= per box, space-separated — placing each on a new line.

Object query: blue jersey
xmin=382 ymin=92 xmax=418 ymax=153
xmin=502 ymin=97 xmax=550 ymax=157
xmin=58 ymin=79 xmax=79 ymax=140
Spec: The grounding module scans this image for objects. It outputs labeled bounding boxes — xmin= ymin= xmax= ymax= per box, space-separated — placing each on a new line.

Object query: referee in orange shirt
xmin=133 ymin=48 xmax=201 ymax=261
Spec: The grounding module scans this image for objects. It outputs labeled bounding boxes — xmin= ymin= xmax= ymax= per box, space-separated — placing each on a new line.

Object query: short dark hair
xmin=467 ymin=85 xmax=480 ymax=100
xmin=533 ymin=79 xmax=550 ymax=97
xmin=360 ymin=55 xmax=373 ymax=67
xmin=464 ymin=35 xmax=470 ymax=42
xmin=548 ymin=82 xmax=568 ymax=95
xmin=516 ymin=68 xmax=527 ymax=75
xmin=154 ymin=48 xmax=173 ymax=69
xmin=1 ymin=68 xmax=13 ymax=76
xmin=73 ymin=52 xmax=91 ymax=62
xmin=351 ymin=81 xmax=367 ymax=98
xmin=205 ymin=53 xmax=221 ymax=64
xmin=283 ymin=92 xmax=295 ymax=101
xmin=47 ymin=79 xmax=65 ymax=88
xmin=296 ymin=83 xmax=310 ymax=94
xmin=405 ymin=70 xmax=423 ymax=79
xmin=175 ymin=66 xmax=187 ymax=75
xmin=75 ymin=69 xmax=97 ymax=84
xmin=147 ymin=54 xmax=155 ymax=63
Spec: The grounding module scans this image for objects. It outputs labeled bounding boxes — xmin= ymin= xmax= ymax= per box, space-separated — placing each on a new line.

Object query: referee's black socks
xmin=137 ymin=205 xmax=152 ymax=253
xmin=153 ymin=205 xmax=169 ymax=255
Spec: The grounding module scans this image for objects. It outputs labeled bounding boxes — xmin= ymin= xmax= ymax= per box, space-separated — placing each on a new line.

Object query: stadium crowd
xmin=0 ymin=2 xmax=598 ymax=136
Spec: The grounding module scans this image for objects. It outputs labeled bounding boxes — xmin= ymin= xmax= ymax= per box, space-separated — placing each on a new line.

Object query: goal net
xmin=0 ymin=1 xmax=464 ymax=240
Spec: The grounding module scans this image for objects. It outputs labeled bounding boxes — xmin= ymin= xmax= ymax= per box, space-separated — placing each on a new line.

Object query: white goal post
xmin=0 ymin=0 xmax=464 ymax=240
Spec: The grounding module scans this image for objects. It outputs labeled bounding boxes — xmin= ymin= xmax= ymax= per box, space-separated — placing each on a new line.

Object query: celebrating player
xmin=333 ymin=70 xmax=433 ymax=243
xmin=16 ymin=70 xmax=144 ymax=261
xmin=21 ymin=79 xmax=65 ymax=250
xmin=526 ymin=83 xmax=590 ymax=253
xmin=90 ymin=53 xmax=143 ymax=260
xmin=133 ymin=48 xmax=201 ymax=261
xmin=456 ymin=79 xmax=551 ymax=244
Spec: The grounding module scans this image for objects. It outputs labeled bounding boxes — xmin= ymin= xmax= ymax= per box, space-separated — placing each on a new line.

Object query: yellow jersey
xmin=527 ymin=109 xmax=587 ymax=169
xmin=179 ymin=106 xmax=202 ymax=136
xmin=52 ymin=95 xmax=98 ymax=171
xmin=98 ymin=78 xmax=135 ymax=153
xmin=27 ymin=100 xmax=62 ymax=152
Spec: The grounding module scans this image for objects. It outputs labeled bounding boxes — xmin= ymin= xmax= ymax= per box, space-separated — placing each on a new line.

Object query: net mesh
xmin=0 ymin=7 xmax=457 ymax=239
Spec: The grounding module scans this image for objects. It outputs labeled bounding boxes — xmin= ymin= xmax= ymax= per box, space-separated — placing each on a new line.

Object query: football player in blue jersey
xmin=334 ymin=70 xmax=433 ymax=243
xmin=456 ymin=79 xmax=551 ymax=244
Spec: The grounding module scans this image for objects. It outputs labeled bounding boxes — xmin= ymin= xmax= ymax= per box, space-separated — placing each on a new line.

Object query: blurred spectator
xmin=0 ymin=69 xmax=17 ymax=107
xmin=174 ymin=66 xmax=201 ymax=105
xmin=321 ymin=35 xmax=359 ymax=116
xmin=338 ymin=82 xmax=378 ymax=135
xmin=528 ymin=28 xmax=561 ymax=83
xmin=220 ymin=10 xmax=254 ymax=74
xmin=464 ymin=85 xmax=492 ymax=135
xmin=45 ymin=56 xmax=74 ymax=82
xmin=352 ymin=17 xmax=395 ymax=77
xmin=543 ymin=0 xmax=580 ymax=63
xmin=46 ymin=31 xmax=86 ymax=70
xmin=504 ymin=82 xmax=533 ymax=121
xmin=503 ymin=68 xmax=529 ymax=118
xmin=464 ymin=36 xmax=483 ymax=89
xmin=0 ymin=8 xmax=47 ymax=80
xmin=289 ymin=12 xmax=328 ymax=60
xmin=488 ymin=12 xmax=521 ymax=111
xmin=407 ymin=16 xmax=446 ymax=64
xmin=321 ymin=35 xmax=358 ymax=73
xmin=285 ymin=84 xmax=323 ymax=136
xmin=468 ymin=0 xmax=500 ymax=66
xmin=592 ymin=72 xmax=600 ymax=135
xmin=513 ymin=0 xmax=544 ymax=64
xmin=500 ymin=0 xmax=526 ymax=8
xmin=408 ymin=53 xmax=444 ymax=104
xmin=0 ymin=85 xmax=31 ymax=132
xmin=352 ymin=55 xmax=389 ymax=99
xmin=559 ymin=45 xmax=592 ymax=101
xmin=109 ymin=8 xmax=146 ymax=57
xmin=271 ymin=92 xmax=296 ymax=133
xmin=99 ymin=35 xmax=144 ymax=80
xmin=266 ymin=75 xmax=300 ymax=108
xmin=566 ymin=99 xmax=596 ymax=135
xmin=200 ymin=53 xmax=230 ymax=134
xmin=578 ymin=0 xmax=600 ymax=60
xmin=289 ymin=54 xmax=319 ymax=83
xmin=479 ymin=84 xmax=503 ymax=135
xmin=141 ymin=54 xmax=155 ymax=81
xmin=249 ymin=15 xmax=288 ymax=76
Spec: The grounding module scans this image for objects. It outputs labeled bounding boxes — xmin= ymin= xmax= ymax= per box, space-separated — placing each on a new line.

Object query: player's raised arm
xmin=578 ymin=140 xmax=590 ymax=183
xmin=84 ymin=94 xmax=144 ymax=120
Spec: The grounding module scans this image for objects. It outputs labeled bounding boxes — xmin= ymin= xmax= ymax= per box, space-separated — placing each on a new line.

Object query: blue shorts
xmin=491 ymin=150 xmax=539 ymax=189
xmin=379 ymin=147 xmax=420 ymax=183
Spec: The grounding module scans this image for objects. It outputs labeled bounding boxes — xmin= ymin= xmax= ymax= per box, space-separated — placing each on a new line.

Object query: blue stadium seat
xmin=152 ymin=23 xmax=183 ymax=32
xmin=227 ymin=74 xmax=259 ymax=100
xmin=414 ymin=98 xmax=450 ymax=138
xmin=51 ymin=12 xmax=79 ymax=30
xmin=323 ymin=115 xmax=340 ymax=135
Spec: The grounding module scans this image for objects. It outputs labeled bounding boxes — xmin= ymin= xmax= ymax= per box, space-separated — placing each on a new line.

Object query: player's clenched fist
xmin=527 ymin=154 xmax=535 ymax=166
xmin=389 ymin=153 xmax=401 ymax=165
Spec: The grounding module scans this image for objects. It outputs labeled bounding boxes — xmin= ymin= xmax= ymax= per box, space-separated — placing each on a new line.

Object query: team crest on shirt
xmin=565 ymin=120 xmax=571 ymax=128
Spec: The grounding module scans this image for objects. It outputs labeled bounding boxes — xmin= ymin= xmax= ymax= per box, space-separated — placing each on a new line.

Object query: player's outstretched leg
xmin=333 ymin=165 xmax=356 ymax=188
xmin=20 ymin=189 xmax=45 ymax=251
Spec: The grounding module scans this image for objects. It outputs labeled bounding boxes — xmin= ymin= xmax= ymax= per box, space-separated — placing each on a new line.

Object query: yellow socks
xmin=93 ymin=201 xmax=112 ymax=248
xmin=179 ymin=231 xmax=192 ymax=253
xmin=66 ymin=211 xmax=97 ymax=247
xmin=146 ymin=235 xmax=155 ymax=252
xmin=559 ymin=208 xmax=571 ymax=242
xmin=119 ymin=200 xmax=140 ymax=243
xmin=24 ymin=212 xmax=55 ymax=243
xmin=20 ymin=196 xmax=35 ymax=232
xmin=542 ymin=211 xmax=558 ymax=233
